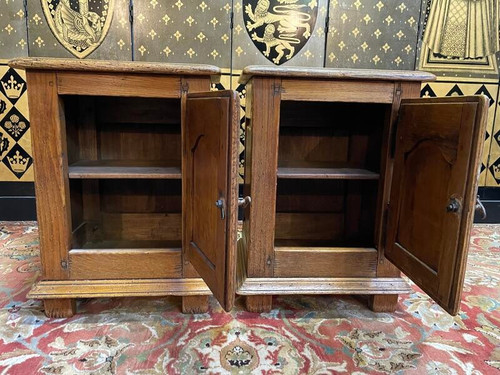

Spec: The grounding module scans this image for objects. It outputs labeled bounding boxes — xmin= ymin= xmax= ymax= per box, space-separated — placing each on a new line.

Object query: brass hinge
xmin=181 ymin=82 xmax=189 ymax=93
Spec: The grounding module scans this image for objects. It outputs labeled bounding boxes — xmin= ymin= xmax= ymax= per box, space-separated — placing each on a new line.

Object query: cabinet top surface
xmin=239 ymin=65 xmax=436 ymax=83
xmin=8 ymin=57 xmax=221 ymax=77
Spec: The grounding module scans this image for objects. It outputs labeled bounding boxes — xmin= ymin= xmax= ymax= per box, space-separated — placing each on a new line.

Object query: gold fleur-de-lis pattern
xmin=326 ymin=0 xmax=420 ymax=69
xmin=0 ymin=0 xmax=28 ymax=59
xmin=133 ymin=0 xmax=231 ymax=69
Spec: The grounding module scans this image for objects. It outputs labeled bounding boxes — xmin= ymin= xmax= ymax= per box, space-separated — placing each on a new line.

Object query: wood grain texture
xmin=281 ymin=80 xmax=394 ymax=103
xmin=9 ymin=57 xmax=221 ymax=79
xmin=43 ymin=299 xmax=76 ymax=318
xmin=245 ymin=295 xmax=272 ymax=312
xmin=237 ymin=277 xmax=411 ymax=295
xmin=244 ymin=78 xmax=281 ymax=277
xmin=273 ymin=247 xmax=377 ymax=277
xmin=26 ymin=71 xmax=71 ymax=280
xmin=68 ymin=160 xmax=181 ymax=179
xmin=57 ymin=72 xmax=182 ymax=98
xmin=239 ymin=65 xmax=436 ymax=84
xmin=368 ymin=295 xmax=399 ymax=312
xmin=182 ymin=296 xmax=209 ymax=314
xmin=28 ymin=279 xmax=212 ymax=299
xmin=68 ymin=248 xmax=182 ymax=279
xmin=386 ymin=95 xmax=488 ymax=315
xmin=184 ymin=90 xmax=239 ymax=311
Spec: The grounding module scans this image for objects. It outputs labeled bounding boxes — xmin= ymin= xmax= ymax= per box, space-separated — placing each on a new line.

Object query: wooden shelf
xmin=68 ymin=160 xmax=181 ymax=179
xmin=277 ymin=162 xmax=379 ymax=180
xmin=79 ymin=239 xmax=182 ymax=250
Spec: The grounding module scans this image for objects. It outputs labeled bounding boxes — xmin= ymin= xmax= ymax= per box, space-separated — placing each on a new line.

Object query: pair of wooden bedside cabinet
xmin=10 ymin=58 xmax=487 ymax=318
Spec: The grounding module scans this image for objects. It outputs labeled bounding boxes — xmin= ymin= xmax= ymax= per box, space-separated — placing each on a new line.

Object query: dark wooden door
xmin=386 ymin=96 xmax=488 ymax=315
xmin=184 ymin=90 xmax=239 ymax=311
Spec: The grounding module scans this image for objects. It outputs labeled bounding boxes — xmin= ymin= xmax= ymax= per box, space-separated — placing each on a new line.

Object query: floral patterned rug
xmin=0 ymin=222 xmax=499 ymax=374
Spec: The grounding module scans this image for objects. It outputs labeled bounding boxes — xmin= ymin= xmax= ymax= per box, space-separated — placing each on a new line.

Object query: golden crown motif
xmin=1 ymin=76 xmax=24 ymax=99
xmin=7 ymin=150 xmax=29 ymax=173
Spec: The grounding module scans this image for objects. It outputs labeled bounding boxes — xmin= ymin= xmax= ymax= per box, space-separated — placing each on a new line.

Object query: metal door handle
xmin=238 ymin=196 xmax=251 ymax=208
xmin=475 ymin=195 xmax=487 ymax=219
xmin=215 ymin=199 xmax=225 ymax=220
xmin=446 ymin=197 xmax=461 ymax=213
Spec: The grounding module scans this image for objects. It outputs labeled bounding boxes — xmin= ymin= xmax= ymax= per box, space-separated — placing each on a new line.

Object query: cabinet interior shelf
xmin=277 ymin=162 xmax=379 ymax=180
xmin=68 ymin=160 xmax=182 ymax=179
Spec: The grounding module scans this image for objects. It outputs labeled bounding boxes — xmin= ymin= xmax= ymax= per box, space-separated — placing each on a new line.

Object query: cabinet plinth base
xmin=368 ymin=294 xmax=399 ymax=312
xmin=246 ymin=295 xmax=272 ymax=312
xmin=182 ymin=296 xmax=209 ymax=313
xmin=43 ymin=299 xmax=76 ymax=318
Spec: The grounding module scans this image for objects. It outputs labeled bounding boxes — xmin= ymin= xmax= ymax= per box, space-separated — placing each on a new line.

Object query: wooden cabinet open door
xmin=184 ymin=91 xmax=240 ymax=311
xmin=386 ymin=96 xmax=488 ymax=315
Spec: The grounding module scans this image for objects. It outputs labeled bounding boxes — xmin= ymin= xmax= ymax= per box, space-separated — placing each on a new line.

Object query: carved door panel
xmin=386 ymin=96 xmax=488 ymax=315
xmin=184 ymin=90 xmax=239 ymax=311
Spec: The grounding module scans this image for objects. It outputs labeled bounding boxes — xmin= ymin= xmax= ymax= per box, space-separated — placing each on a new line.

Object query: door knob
xmin=446 ymin=197 xmax=461 ymax=213
xmin=475 ymin=195 xmax=487 ymax=219
xmin=238 ymin=196 xmax=251 ymax=208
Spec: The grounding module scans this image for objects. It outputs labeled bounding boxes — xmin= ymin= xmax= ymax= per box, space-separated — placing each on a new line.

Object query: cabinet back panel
xmin=63 ymin=96 xmax=182 ymax=163
xmin=274 ymin=180 xmax=378 ymax=247
xmin=100 ymin=180 xmax=181 ymax=213
xmin=278 ymin=102 xmax=387 ymax=171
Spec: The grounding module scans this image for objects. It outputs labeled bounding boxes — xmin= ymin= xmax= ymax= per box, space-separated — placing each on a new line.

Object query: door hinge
xmin=129 ymin=1 xmax=133 ymax=24
xmin=273 ymin=83 xmax=282 ymax=96
xmin=389 ymin=86 xmax=402 ymax=159
xmin=230 ymin=11 xmax=234 ymax=29
xmin=61 ymin=260 xmax=68 ymax=270
xmin=181 ymin=81 xmax=189 ymax=93
xmin=325 ymin=16 xmax=329 ymax=34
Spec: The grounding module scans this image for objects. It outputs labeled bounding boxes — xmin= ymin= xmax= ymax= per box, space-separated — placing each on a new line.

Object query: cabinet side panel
xmin=246 ymin=78 xmax=281 ymax=277
xmin=26 ymin=71 xmax=71 ymax=280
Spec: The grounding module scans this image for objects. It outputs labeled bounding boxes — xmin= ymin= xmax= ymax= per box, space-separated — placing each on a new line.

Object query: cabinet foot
xmin=368 ymin=294 xmax=399 ymax=312
xmin=43 ymin=299 xmax=76 ymax=318
xmin=182 ymin=296 xmax=209 ymax=314
xmin=246 ymin=295 xmax=272 ymax=313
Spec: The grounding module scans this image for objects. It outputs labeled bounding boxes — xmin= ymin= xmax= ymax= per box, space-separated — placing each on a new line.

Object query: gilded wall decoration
xmin=232 ymin=0 xmax=328 ymax=70
xmin=133 ymin=0 xmax=232 ymax=69
xmin=325 ymin=0 xmax=421 ymax=69
xmin=243 ymin=0 xmax=318 ymax=65
xmin=40 ymin=0 xmax=115 ymax=58
xmin=0 ymin=63 xmax=33 ymax=182
xmin=27 ymin=0 xmax=131 ymax=59
xmin=420 ymin=81 xmax=499 ymax=186
xmin=418 ymin=0 xmax=499 ymax=81
xmin=0 ymin=0 xmax=29 ymax=59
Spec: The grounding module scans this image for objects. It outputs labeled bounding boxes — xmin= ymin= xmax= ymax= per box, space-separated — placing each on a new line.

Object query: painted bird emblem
xmin=54 ymin=0 xmax=103 ymax=52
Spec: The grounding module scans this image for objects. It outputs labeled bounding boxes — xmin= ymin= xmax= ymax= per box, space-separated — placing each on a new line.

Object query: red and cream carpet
xmin=0 ymin=222 xmax=499 ymax=374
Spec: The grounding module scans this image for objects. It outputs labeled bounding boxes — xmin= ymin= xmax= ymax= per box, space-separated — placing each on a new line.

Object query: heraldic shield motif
xmin=243 ymin=0 xmax=318 ymax=65
xmin=42 ymin=0 xmax=114 ymax=58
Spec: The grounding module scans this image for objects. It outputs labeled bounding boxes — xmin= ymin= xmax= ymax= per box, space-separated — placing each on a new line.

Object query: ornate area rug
xmin=0 ymin=222 xmax=499 ymax=374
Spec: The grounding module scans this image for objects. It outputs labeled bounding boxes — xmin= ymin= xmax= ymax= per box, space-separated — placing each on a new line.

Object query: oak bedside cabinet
xmin=233 ymin=66 xmax=488 ymax=316
xmin=9 ymin=57 xmax=240 ymax=318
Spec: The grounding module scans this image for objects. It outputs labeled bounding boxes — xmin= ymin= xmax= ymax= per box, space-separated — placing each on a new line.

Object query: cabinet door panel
xmin=184 ymin=91 xmax=239 ymax=311
xmin=386 ymin=96 xmax=488 ymax=315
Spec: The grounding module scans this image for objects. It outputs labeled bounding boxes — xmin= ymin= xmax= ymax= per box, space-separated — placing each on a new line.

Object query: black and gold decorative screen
xmin=0 ymin=0 xmax=499 ymax=186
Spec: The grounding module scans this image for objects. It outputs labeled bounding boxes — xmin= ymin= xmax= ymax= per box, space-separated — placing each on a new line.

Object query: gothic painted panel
xmin=27 ymin=0 xmax=132 ymax=59
xmin=0 ymin=0 xmax=28 ymax=59
xmin=486 ymin=94 xmax=500 ymax=187
xmin=133 ymin=0 xmax=232 ymax=69
xmin=325 ymin=0 xmax=420 ymax=69
xmin=417 ymin=0 xmax=499 ymax=81
xmin=420 ymin=81 xmax=499 ymax=187
xmin=0 ymin=63 xmax=33 ymax=181
xmin=232 ymin=0 xmax=329 ymax=70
